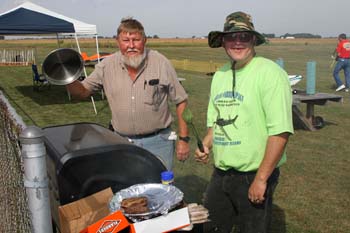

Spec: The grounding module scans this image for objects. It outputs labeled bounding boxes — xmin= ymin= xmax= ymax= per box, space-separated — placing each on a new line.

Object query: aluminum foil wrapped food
xmin=109 ymin=183 xmax=184 ymax=222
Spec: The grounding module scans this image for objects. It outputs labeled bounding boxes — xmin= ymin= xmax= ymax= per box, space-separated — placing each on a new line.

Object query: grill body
xmin=42 ymin=123 xmax=167 ymax=226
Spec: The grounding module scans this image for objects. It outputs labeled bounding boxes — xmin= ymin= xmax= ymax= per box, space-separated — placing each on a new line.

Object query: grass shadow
xmin=16 ymin=85 xmax=71 ymax=105
xmin=15 ymin=85 xmax=104 ymax=105
xmin=293 ymin=118 xmax=338 ymax=131
xmin=270 ymin=204 xmax=286 ymax=233
xmin=175 ymin=175 xmax=208 ymax=204
xmin=321 ymin=119 xmax=338 ymax=127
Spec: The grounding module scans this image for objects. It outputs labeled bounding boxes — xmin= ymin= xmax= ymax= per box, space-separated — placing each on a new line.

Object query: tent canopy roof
xmin=0 ymin=1 xmax=97 ymax=35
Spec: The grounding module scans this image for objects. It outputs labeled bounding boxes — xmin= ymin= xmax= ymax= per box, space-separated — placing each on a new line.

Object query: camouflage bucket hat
xmin=208 ymin=11 xmax=266 ymax=48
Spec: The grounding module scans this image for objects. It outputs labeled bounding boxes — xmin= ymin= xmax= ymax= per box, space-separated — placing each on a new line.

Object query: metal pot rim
xmin=42 ymin=48 xmax=84 ymax=85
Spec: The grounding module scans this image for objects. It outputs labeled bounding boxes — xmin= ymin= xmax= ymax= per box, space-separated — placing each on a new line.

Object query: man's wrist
xmin=178 ymin=136 xmax=190 ymax=143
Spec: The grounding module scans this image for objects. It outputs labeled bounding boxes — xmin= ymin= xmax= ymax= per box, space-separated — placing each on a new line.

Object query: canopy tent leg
xmin=91 ymin=96 xmax=97 ymax=114
xmin=94 ymin=35 xmax=104 ymax=99
xmin=95 ymin=35 xmax=100 ymax=62
xmin=74 ymin=33 xmax=97 ymax=114
xmin=56 ymin=33 xmax=60 ymax=48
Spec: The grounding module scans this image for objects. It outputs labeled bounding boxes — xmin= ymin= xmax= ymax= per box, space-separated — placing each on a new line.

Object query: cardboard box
xmin=131 ymin=207 xmax=190 ymax=233
xmin=80 ymin=210 xmax=131 ymax=233
xmin=59 ymin=187 xmax=190 ymax=233
xmin=79 ymin=206 xmax=189 ymax=233
xmin=59 ymin=188 xmax=114 ymax=233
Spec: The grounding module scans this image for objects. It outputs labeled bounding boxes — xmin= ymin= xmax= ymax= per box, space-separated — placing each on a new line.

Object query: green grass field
xmin=0 ymin=38 xmax=349 ymax=233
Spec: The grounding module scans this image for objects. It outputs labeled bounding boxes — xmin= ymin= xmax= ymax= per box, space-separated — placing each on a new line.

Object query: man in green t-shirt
xmin=195 ymin=11 xmax=294 ymax=233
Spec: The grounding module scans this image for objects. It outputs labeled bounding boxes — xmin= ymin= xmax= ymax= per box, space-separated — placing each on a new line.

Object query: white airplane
xmin=289 ymin=75 xmax=302 ymax=86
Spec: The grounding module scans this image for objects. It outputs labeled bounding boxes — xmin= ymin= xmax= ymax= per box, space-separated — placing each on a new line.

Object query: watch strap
xmin=179 ymin=136 xmax=190 ymax=143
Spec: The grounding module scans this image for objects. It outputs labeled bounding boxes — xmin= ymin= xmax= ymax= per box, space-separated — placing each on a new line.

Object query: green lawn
xmin=0 ymin=38 xmax=349 ymax=233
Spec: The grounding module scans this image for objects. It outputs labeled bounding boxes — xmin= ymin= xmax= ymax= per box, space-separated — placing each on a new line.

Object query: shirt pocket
xmin=144 ymin=80 xmax=169 ymax=107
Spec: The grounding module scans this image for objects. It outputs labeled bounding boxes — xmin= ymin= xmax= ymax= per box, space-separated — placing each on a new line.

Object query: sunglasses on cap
xmin=223 ymin=32 xmax=254 ymax=43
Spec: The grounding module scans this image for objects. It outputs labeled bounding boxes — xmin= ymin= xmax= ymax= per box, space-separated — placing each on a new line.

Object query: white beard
xmin=121 ymin=50 xmax=147 ymax=69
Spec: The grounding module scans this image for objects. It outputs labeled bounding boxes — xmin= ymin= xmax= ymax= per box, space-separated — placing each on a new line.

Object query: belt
xmin=125 ymin=128 xmax=169 ymax=139
xmin=109 ymin=124 xmax=170 ymax=139
xmin=215 ymin=167 xmax=257 ymax=176
xmin=215 ymin=167 xmax=280 ymax=176
xmin=339 ymin=57 xmax=350 ymax=59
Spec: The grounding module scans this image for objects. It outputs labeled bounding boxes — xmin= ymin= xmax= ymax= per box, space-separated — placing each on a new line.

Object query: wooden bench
xmin=292 ymin=91 xmax=343 ymax=131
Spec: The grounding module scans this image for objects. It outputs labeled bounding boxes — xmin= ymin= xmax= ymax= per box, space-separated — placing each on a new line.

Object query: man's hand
xmin=194 ymin=145 xmax=210 ymax=164
xmin=66 ymin=80 xmax=92 ymax=99
xmin=248 ymin=133 xmax=290 ymax=204
xmin=194 ymin=128 xmax=212 ymax=164
xmin=248 ymin=178 xmax=267 ymax=204
xmin=176 ymin=140 xmax=190 ymax=161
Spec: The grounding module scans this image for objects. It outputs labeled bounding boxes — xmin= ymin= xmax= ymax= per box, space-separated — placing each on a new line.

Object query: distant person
xmin=333 ymin=33 xmax=350 ymax=92
xmin=194 ymin=11 xmax=294 ymax=233
xmin=66 ymin=17 xmax=190 ymax=170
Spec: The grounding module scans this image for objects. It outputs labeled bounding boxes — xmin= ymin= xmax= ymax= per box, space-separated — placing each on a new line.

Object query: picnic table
xmin=292 ymin=91 xmax=343 ymax=131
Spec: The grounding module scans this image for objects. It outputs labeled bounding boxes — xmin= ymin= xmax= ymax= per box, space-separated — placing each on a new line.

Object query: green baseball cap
xmin=208 ymin=11 xmax=266 ymax=48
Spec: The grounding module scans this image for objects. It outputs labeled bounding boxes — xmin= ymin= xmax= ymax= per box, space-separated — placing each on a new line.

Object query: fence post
xmin=20 ymin=126 xmax=53 ymax=233
xmin=306 ymin=61 xmax=316 ymax=95
xmin=275 ymin=58 xmax=284 ymax=69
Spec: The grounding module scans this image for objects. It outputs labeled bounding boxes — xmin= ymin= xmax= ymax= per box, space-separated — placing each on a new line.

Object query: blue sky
xmin=1 ymin=0 xmax=349 ymax=38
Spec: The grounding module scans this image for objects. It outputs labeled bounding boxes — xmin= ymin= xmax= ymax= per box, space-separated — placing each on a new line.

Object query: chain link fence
xmin=0 ymin=91 xmax=32 ymax=232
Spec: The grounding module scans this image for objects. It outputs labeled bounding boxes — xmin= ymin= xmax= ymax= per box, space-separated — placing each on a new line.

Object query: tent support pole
xmin=74 ymin=33 xmax=97 ymax=114
xmin=94 ymin=34 xmax=104 ymax=99
xmin=74 ymin=33 xmax=82 ymax=55
xmin=56 ymin=33 xmax=60 ymax=48
xmin=95 ymin=34 xmax=100 ymax=62
xmin=74 ymin=33 xmax=86 ymax=76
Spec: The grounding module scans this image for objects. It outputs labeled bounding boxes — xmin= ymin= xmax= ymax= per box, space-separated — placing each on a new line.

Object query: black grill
xmin=42 ymin=122 xmax=167 ymax=226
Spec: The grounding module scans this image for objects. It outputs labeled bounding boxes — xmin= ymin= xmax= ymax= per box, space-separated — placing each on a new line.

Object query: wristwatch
xmin=179 ymin=136 xmax=190 ymax=143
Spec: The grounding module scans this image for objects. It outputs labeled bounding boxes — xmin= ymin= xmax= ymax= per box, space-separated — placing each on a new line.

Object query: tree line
xmin=262 ymin=33 xmax=322 ymax=38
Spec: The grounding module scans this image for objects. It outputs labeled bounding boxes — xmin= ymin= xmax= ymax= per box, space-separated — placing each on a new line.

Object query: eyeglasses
xmin=223 ymin=32 xmax=254 ymax=43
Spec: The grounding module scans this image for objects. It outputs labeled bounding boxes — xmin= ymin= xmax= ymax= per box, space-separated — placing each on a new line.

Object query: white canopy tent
xmin=0 ymin=1 xmax=101 ymax=113
xmin=0 ymin=1 xmax=101 ymax=69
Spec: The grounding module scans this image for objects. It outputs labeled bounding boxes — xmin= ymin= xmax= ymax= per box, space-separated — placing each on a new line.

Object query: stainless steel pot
xmin=42 ymin=48 xmax=84 ymax=85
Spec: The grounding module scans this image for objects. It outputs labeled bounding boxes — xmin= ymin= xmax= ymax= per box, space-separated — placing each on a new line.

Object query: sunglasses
xmin=223 ymin=32 xmax=254 ymax=43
